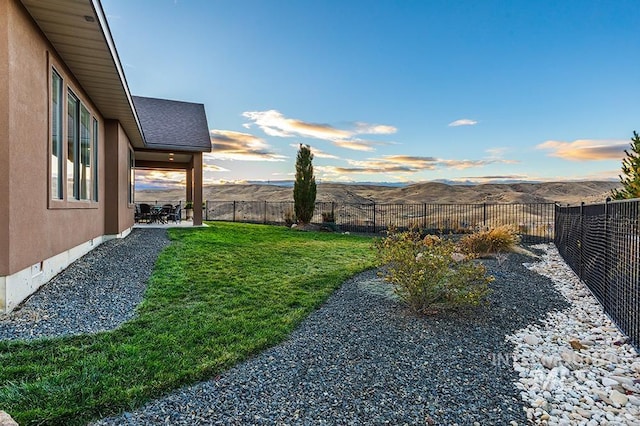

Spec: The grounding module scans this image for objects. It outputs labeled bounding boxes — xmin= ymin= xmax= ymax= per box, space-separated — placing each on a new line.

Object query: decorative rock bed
xmin=510 ymin=244 xmax=640 ymax=425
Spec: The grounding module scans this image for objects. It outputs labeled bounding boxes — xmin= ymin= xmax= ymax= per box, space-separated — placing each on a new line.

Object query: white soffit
xmin=20 ymin=0 xmax=144 ymax=147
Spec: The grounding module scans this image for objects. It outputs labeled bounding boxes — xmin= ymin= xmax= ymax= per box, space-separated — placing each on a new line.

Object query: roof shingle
xmin=132 ymin=96 xmax=212 ymax=152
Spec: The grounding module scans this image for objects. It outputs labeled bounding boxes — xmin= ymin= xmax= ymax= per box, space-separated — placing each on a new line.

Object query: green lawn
xmin=0 ymin=222 xmax=375 ymax=425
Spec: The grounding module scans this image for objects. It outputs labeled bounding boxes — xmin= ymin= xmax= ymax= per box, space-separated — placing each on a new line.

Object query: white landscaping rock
xmin=610 ymin=389 xmax=629 ymax=407
xmin=0 ymin=411 xmax=18 ymax=426
xmin=507 ymin=244 xmax=640 ymax=425
xmin=602 ymin=377 xmax=620 ymax=388
xmin=524 ymin=334 xmax=541 ymax=345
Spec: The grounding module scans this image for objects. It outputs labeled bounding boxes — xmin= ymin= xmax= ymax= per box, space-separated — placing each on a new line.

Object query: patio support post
xmin=186 ymin=166 xmax=193 ymax=205
xmin=192 ymin=152 xmax=203 ymax=226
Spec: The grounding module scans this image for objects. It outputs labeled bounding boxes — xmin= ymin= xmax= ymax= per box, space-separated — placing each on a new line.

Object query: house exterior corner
xmin=0 ymin=0 xmax=138 ymax=312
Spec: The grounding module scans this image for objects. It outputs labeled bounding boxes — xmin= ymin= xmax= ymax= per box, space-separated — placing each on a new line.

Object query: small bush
xmin=283 ymin=208 xmax=296 ymax=226
xmin=375 ymin=228 xmax=492 ymax=314
xmin=322 ymin=211 xmax=335 ymax=223
xmin=458 ymin=225 xmax=520 ymax=256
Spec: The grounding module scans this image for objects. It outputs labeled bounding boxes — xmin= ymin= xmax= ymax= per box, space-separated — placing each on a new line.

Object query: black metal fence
xmin=555 ymin=199 xmax=640 ymax=350
xmin=137 ymin=197 xmax=640 ymax=350
xmin=204 ymin=201 xmax=555 ymax=242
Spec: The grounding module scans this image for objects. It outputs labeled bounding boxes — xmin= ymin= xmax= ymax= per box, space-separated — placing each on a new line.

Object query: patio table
xmin=149 ymin=206 xmax=166 ymax=224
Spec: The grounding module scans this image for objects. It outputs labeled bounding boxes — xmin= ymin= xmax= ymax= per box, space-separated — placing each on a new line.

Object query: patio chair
xmin=166 ymin=204 xmax=182 ymax=223
xmin=139 ymin=203 xmax=152 ymax=223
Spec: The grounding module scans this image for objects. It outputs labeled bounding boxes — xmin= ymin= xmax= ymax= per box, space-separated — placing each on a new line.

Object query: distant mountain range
xmin=136 ymin=180 xmax=621 ymax=206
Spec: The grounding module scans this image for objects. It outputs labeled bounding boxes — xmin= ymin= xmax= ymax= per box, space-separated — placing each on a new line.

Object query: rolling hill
xmin=136 ymin=181 xmax=620 ymax=206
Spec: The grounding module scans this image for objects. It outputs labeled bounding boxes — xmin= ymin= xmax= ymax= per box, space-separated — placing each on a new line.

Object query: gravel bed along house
xmin=93 ymin=247 xmax=568 ymax=425
xmin=0 ymin=228 xmax=170 ymax=341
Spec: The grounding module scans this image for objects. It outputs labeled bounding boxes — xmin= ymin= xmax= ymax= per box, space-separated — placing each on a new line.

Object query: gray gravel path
xmin=93 ymin=248 xmax=569 ymax=426
xmin=0 ymin=229 xmax=169 ymax=341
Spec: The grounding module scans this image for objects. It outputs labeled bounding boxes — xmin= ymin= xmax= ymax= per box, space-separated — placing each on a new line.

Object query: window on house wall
xmin=51 ymin=65 xmax=100 ymax=206
xmin=128 ymin=149 xmax=135 ymax=204
xmin=80 ymin=104 xmax=92 ymax=200
xmin=93 ymin=118 xmax=99 ymax=201
xmin=67 ymin=90 xmax=79 ymax=199
xmin=51 ymin=70 xmax=63 ymax=199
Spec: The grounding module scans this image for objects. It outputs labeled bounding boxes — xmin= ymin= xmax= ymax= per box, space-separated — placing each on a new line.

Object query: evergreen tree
xmin=293 ymin=144 xmax=317 ymax=224
xmin=612 ymin=131 xmax=640 ymax=200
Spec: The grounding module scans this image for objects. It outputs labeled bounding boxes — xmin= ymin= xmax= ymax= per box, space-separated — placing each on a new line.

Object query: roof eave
xmin=20 ymin=0 xmax=145 ymax=147
xmin=143 ymin=144 xmax=212 ymax=153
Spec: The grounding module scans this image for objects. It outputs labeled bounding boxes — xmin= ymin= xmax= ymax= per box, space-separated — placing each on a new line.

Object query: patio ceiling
xmin=134 ymin=150 xmax=194 ymax=170
xmin=20 ymin=0 xmax=144 ymax=147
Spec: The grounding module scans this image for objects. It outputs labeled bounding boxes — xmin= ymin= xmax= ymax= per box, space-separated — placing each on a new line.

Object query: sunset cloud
xmin=460 ymin=175 xmax=529 ymax=181
xmin=202 ymin=161 xmax=230 ymax=173
xmin=317 ymin=165 xmax=414 ymax=175
xmin=242 ymin=110 xmax=397 ymax=152
xmin=243 ymin=110 xmax=350 ymax=139
xmin=448 ymin=119 xmax=478 ymax=127
xmin=536 ymin=139 xmax=627 ymax=161
xmin=210 ymin=129 xmax=287 ymax=161
xmin=288 ymin=144 xmax=339 ymax=159
xmin=438 ymin=158 xmax=518 ymax=169
xmin=135 ymin=170 xmax=185 ymax=189
xmin=331 ymin=139 xmax=378 ymax=152
xmin=315 ymin=154 xmax=512 ymax=177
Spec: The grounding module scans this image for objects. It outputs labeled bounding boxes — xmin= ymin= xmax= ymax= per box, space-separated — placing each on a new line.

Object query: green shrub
xmin=375 ymin=228 xmax=492 ymax=314
xmin=458 ymin=225 xmax=520 ymax=256
xmin=321 ymin=211 xmax=335 ymax=223
xmin=283 ymin=207 xmax=296 ymax=226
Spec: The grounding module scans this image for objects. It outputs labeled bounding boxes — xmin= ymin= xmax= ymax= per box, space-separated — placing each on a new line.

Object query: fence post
xmin=233 ymin=201 xmax=236 ymax=222
xmin=423 ymin=203 xmax=427 ymax=229
xmin=552 ymin=203 xmax=556 ymax=243
xmin=205 ymin=200 xmax=208 ymax=221
xmin=579 ymin=202 xmax=585 ymax=280
xmin=604 ymin=198 xmax=610 ymax=311
xmin=372 ymin=202 xmax=376 ymax=233
xmin=482 ymin=203 xmax=487 ymax=229
xmin=264 ymin=201 xmax=267 ymax=224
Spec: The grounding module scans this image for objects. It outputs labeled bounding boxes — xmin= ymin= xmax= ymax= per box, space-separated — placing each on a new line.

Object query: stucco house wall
xmin=0 ymin=0 xmax=134 ymax=312
xmin=0 ymin=1 xmax=10 ymax=305
xmin=105 ymin=120 xmax=135 ymax=235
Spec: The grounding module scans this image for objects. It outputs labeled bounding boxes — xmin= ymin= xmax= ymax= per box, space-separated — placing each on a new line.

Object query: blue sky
xmin=102 ymin=0 xmax=640 ymax=186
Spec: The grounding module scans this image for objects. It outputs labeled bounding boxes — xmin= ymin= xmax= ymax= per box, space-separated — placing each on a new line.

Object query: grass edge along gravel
xmin=0 ymin=222 xmax=375 ymax=425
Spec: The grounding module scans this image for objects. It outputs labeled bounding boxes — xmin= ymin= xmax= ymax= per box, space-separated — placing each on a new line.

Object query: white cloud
xmin=485 ymin=147 xmax=508 ymax=159
xmin=448 ymin=119 xmax=478 ymax=127
xmin=353 ymin=122 xmax=398 ymax=135
xmin=242 ymin=109 xmax=396 ymax=152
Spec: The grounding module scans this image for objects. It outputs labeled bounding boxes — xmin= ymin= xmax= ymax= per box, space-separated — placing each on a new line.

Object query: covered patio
xmin=132 ymin=96 xmax=211 ymax=226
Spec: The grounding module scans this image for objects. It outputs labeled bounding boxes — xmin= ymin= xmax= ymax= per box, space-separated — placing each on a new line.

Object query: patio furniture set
xmin=135 ymin=204 xmax=182 ymax=224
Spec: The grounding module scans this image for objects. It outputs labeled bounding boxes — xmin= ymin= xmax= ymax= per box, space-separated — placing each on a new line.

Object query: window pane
xmin=93 ymin=118 xmax=99 ymax=201
xmin=51 ymin=70 xmax=63 ymax=199
xmin=67 ymin=91 xmax=79 ymax=199
xmin=128 ymin=149 xmax=135 ymax=204
xmin=80 ymin=105 xmax=91 ymax=200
